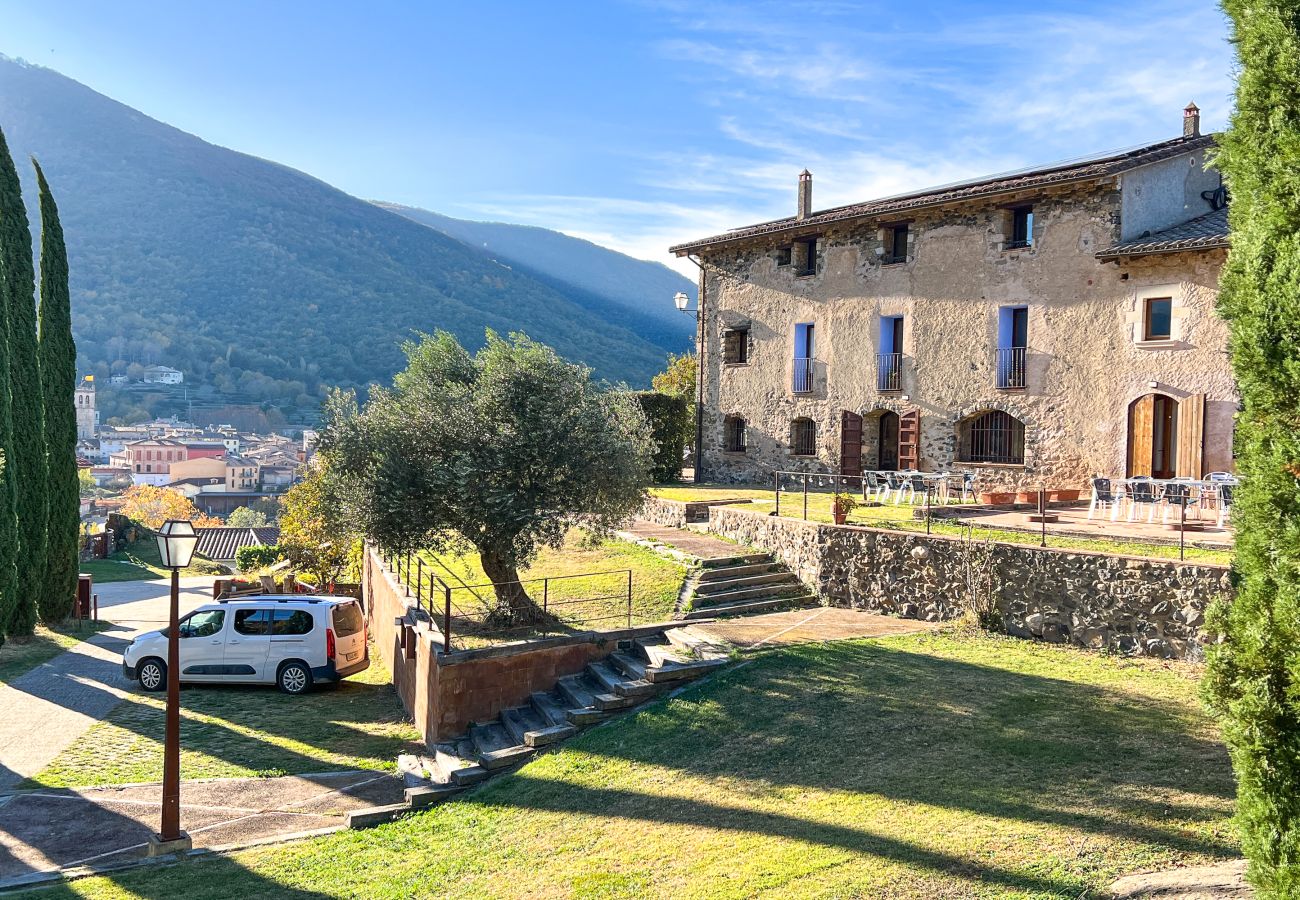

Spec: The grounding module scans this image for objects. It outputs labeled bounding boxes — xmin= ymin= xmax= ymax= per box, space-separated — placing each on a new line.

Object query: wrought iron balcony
xmin=876 ymin=352 xmax=902 ymax=392
xmin=995 ymin=346 xmax=1027 ymax=389
xmin=792 ymin=357 xmax=814 ymax=394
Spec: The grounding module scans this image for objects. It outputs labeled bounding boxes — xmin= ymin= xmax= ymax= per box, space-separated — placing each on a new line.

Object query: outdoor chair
xmin=1125 ymin=479 xmax=1160 ymax=523
xmin=882 ymin=472 xmax=906 ymax=504
xmin=907 ymin=474 xmax=929 ymax=505
xmin=1161 ymin=482 xmax=1199 ymax=523
xmin=1087 ymin=477 xmax=1117 ymax=520
xmin=1216 ymin=482 xmax=1235 ymax=528
xmin=958 ymin=472 xmax=976 ymax=504
xmin=1204 ymin=471 xmax=1234 ymax=482
xmin=864 ymin=471 xmax=883 ymax=502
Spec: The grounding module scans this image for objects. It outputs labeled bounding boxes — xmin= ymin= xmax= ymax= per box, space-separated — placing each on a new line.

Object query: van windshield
xmin=333 ymin=602 xmax=363 ymax=637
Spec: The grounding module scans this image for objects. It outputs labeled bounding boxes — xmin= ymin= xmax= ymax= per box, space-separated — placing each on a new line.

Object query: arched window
xmin=724 ymin=416 xmax=747 ymax=452
xmin=958 ymin=410 xmax=1025 ymax=464
xmin=790 ymin=418 xmax=817 ymax=456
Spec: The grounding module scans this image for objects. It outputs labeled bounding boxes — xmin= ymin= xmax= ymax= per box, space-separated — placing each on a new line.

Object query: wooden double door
xmin=1127 ymin=392 xmax=1205 ymax=479
xmin=840 ymin=409 xmax=918 ymax=475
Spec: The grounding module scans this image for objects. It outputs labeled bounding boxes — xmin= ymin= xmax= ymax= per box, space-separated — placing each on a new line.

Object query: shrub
xmin=235 ymin=544 xmax=285 ymax=572
xmin=630 ymin=391 xmax=689 ymax=483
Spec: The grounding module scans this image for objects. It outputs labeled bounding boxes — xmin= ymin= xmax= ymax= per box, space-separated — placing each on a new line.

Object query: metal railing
xmin=995 ymin=346 xmax=1027 ymax=389
xmin=792 ymin=357 xmax=814 ymax=393
xmin=876 ymin=352 xmax=902 ymax=392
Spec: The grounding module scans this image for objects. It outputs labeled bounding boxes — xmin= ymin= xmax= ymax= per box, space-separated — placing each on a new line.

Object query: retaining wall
xmin=708 ymin=505 xmax=1231 ymax=660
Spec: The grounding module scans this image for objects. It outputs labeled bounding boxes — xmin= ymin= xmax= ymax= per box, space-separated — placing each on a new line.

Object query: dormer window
xmin=1006 ymin=206 xmax=1034 ymax=250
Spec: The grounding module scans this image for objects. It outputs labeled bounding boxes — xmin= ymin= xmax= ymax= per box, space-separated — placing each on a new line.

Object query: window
xmin=179 ymin=609 xmax=224 ymax=639
xmin=332 ymin=602 xmax=364 ymax=637
xmin=1007 ymin=206 xmax=1034 ymax=249
xmin=884 ymin=224 xmax=909 ymax=264
xmin=794 ymin=237 xmax=818 ymax=276
xmin=1143 ymin=297 xmax=1172 ymax=341
xmin=272 ymin=609 xmax=314 ymax=636
xmin=724 ymin=416 xmax=746 ymax=452
xmin=877 ymin=315 xmax=904 ymax=391
xmin=234 ymin=608 xmax=272 ymax=636
xmin=790 ymin=418 xmax=816 ymax=456
xmin=792 ymin=323 xmax=815 ymax=393
xmin=775 ymin=246 xmax=792 ymax=267
xmin=996 ymin=306 xmax=1028 ymax=389
xmin=958 ymin=411 xmax=1025 ymax=465
xmin=723 ymin=328 xmax=749 ymax=365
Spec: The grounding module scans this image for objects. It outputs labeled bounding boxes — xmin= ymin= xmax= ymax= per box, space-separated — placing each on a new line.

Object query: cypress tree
xmin=0 ymin=129 xmax=20 ymax=643
xmin=0 ymin=128 xmax=43 ymax=637
xmin=1204 ymin=2 xmax=1300 ymax=895
xmin=34 ymin=160 xmax=76 ymax=623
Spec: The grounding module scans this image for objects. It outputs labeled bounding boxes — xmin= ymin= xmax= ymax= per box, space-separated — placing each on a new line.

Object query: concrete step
xmin=609 ymin=649 xmax=649 ymax=680
xmin=503 ymin=704 xmax=576 ymax=747
xmin=469 ymin=721 xmax=535 ymax=770
xmin=698 ymin=553 xmax=773 ymax=569
xmin=691 ymin=572 xmax=798 ymax=594
xmin=433 ymin=742 xmax=489 ymax=786
xmin=689 ymin=583 xmax=807 ymax=607
xmin=405 ymin=783 xmax=463 ymax=809
xmin=694 ymin=562 xmax=781 ymax=581
xmin=683 ymin=595 xmax=816 ymax=620
xmin=555 ymin=674 xmax=630 ymax=716
xmin=586 ymin=659 xmax=659 ymax=699
xmin=530 ymin=690 xmax=574 ymax=728
xmin=633 ymin=637 xmax=729 ymax=681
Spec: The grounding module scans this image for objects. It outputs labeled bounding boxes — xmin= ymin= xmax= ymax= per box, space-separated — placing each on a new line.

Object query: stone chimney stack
xmin=1183 ymin=102 xmax=1201 ymax=138
xmin=797 ymin=170 xmax=812 ymax=220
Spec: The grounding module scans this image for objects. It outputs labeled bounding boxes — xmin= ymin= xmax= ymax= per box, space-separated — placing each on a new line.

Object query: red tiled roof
xmin=1095 ymin=206 xmax=1229 ymax=259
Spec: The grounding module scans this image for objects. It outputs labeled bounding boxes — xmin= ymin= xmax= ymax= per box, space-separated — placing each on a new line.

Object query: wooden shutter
xmin=898 ymin=409 xmax=921 ymax=470
xmin=840 ymin=411 xmax=863 ymax=476
xmin=1176 ymin=393 xmax=1206 ymax=479
xmin=1128 ymin=395 xmax=1154 ymax=477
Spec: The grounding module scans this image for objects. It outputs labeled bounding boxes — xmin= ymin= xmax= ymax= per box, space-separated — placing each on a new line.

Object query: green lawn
xmin=407 ymin=529 xmax=686 ymax=632
xmin=650 ymin=485 xmax=1233 ymax=566
xmin=80 ymin=538 xmax=228 ymax=583
xmin=0 ymin=620 xmax=110 ymax=685
xmin=27 ymin=650 xmax=421 ymax=788
xmin=32 ymin=631 xmax=1236 ymax=899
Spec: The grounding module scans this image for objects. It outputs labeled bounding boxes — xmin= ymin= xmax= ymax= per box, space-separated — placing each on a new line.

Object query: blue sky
xmin=0 ymin=1 xmax=1234 ymax=275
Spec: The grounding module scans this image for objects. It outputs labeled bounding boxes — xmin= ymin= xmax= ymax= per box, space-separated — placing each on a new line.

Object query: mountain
xmin=0 ymin=56 xmax=693 ymax=425
xmin=374 ymin=204 xmax=695 ymax=350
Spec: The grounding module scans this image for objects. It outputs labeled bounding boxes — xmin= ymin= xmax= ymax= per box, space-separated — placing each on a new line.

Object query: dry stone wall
xmin=708 ymin=505 xmax=1230 ymax=660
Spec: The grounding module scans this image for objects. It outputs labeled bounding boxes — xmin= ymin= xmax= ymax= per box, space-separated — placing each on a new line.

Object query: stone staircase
xmin=677 ymin=553 xmax=817 ymax=620
xmin=371 ymin=627 xmax=730 ymax=820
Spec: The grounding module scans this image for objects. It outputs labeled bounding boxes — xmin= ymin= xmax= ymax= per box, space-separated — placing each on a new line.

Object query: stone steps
xmin=683 ymin=595 xmax=818 ymax=620
xmin=678 ymin=552 xmax=816 ymax=619
xmin=692 ymin=572 xmax=801 ymax=595
xmin=367 ymin=627 xmax=731 ymax=827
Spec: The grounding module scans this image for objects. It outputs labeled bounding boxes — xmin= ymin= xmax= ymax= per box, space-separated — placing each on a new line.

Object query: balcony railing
xmin=995 ymin=346 xmax=1027 ymax=389
xmin=792 ymin=357 xmax=814 ymax=393
xmin=876 ymin=353 xmax=902 ymax=392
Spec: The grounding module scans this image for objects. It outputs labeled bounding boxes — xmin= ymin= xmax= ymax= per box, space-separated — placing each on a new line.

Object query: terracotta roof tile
xmin=1095 ymin=206 xmax=1229 ymax=259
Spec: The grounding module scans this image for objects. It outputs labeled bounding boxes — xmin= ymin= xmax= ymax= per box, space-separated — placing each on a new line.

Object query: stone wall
xmin=708 ymin=505 xmax=1230 ymax=660
xmin=638 ymin=496 xmax=690 ymax=528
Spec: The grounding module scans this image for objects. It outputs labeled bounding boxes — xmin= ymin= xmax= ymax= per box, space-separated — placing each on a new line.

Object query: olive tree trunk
xmin=478 ymin=549 xmax=555 ymax=627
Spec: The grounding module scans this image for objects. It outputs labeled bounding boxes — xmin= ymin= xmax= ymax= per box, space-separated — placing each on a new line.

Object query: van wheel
xmin=278 ymin=661 xmax=313 ymax=695
xmin=137 ymin=658 xmax=166 ymax=692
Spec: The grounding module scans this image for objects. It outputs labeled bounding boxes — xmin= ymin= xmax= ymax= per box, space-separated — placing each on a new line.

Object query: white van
xmin=122 ymin=595 xmax=369 ymax=695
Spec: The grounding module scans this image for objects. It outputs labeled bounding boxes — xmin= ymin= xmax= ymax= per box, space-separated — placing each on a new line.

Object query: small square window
xmin=795 ymin=237 xmax=818 ymax=276
xmin=775 ymin=247 xmax=792 ymax=267
xmin=724 ymin=416 xmax=746 ymax=452
xmin=723 ymin=328 xmax=749 ymax=365
xmin=1144 ymin=297 xmax=1172 ymax=340
xmin=884 ymin=224 xmax=909 ymax=264
xmin=1007 ymin=207 xmax=1034 ymax=250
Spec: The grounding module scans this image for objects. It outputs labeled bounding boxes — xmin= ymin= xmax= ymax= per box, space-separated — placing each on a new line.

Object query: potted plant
xmin=978 ymin=490 xmax=1016 ymax=506
xmin=832 ymin=492 xmax=858 ymax=525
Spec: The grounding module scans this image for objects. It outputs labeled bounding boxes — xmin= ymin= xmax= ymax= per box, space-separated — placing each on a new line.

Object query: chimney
xmin=1183 ymin=101 xmax=1200 ymax=138
xmin=797 ymin=170 xmax=812 ymax=220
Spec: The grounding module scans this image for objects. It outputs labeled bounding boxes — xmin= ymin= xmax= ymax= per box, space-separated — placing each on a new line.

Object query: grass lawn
xmin=410 ymin=529 xmax=686 ymax=629
xmin=27 ymin=650 xmax=421 ymax=789
xmin=34 ymin=631 xmax=1236 ymax=899
xmin=80 ymin=538 xmax=227 ymax=583
xmin=650 ymin=485 xmax=1233 ymax=566
xmin=0 ymin=620 xmax=110 ymax=685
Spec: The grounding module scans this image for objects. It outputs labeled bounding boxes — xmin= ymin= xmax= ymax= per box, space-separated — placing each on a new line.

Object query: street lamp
xmin=671 ymin=290 xmax=704 ymax=482
xmin=673 ymin=291 xmax=696 ymax=313
xmin=152 ymin=519 xmax=198 ymax=854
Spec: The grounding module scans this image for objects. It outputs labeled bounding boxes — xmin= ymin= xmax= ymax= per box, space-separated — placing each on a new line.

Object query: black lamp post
xmin=153 ymin=519 xmax=198 ymax=852
xmin=673 ymin=291 xmax=704 ymax=483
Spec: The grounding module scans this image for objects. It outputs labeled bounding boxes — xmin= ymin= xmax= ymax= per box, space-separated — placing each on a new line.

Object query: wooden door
xmin=878 ymin=412 xmax=900 ymax=470
xmin=898 ymin=409 xmax=921 ymax=470
xmin=1127 ymin=394 xmax=1155 ymax=477
xmin=840 ymin=411 xmax=863 ymax=476
xmin=1175 ymin=393 xmax=1205 ymax=479
xmin=1152 ymin=395 xmax=1178 ymax=479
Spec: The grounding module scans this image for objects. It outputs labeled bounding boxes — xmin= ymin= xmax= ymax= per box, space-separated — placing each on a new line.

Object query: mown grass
xmin=30 ymin=630 xmax=1237 ymax=899
xmin=27 ymin=650 xmax=420 ymax=788
xmin=0 ymin=620 xmax=111 ymax=685
xmin=80 ymin=538 xmax=227 ymax=583
xmin=650 ymin=485 xmax=1233 ymax=566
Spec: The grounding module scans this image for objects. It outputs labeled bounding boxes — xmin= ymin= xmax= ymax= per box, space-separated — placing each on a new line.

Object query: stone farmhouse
xmin=670 ymin=105 xmax=1234 ymax=490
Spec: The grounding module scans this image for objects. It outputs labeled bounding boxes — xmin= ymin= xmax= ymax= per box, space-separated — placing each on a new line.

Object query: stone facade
xmin=708 ymin=505 xmax=1230 ymax=660
xmin=677 ymin=133 xmax=1235 ymax=491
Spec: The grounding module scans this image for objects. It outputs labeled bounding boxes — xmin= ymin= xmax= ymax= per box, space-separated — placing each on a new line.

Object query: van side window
xmin=234 ymin=609 xmax=271 ymax=636
xmin=180 ymin=609 xmax=224 ymax=638
xmin=332 ymin=602 xmax=364 ymax=637
xmin=272 ymin=609 xmax=314 ymax=636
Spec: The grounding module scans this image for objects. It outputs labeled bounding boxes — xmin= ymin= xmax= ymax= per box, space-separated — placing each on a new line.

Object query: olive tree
xmin=322 ymin=331 xmax=655 ymax=625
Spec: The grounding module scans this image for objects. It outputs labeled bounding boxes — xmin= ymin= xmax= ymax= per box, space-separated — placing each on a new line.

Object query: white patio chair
xmin=1087 ymin=477 xmax=1118 ymax=520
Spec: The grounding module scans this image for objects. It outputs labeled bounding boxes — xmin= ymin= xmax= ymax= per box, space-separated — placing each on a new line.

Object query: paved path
xmin=622 ymin=521 xmax=751 ymax=561
xmin=690 ymin=606 xmax=938 ymax=649
xmin=0 ymin=770 xmax=406 ymax=886
xmin=0 ymin=576 xmax=214 ymax=790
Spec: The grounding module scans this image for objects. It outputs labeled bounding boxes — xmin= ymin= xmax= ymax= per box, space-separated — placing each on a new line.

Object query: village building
xmin=74 ymin=375 xmax=98 ymax=440
xmin=670 ymin=104 xmax=1234 ymax=489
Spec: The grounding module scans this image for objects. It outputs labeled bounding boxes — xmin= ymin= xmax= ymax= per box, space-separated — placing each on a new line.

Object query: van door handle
xmin=210 ymin=640 xmax=221 ymax=644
